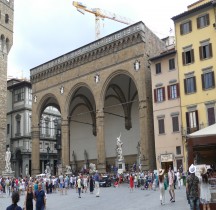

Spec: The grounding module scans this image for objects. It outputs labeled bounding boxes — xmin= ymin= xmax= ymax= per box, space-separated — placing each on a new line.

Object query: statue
xmin=89 ymin=163 xmax=96 ymax=174
xmin=5 ymin=147 xmax=12 ymax=172
xmin=45 ymin=163 xmax=51 ymax=176
xmin=65 ymin=165 xmax=72 ymax=175
xmin=116 ymin=133 xmax=124 ymax=161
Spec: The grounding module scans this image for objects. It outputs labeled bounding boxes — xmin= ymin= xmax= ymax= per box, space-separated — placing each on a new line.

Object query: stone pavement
xmin=0 ymin=184 xmax=190 ymax=210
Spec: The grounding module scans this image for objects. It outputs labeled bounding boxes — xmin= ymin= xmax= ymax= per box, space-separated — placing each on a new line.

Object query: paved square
xmin=0 ymin=184 xmax=189 ymax=210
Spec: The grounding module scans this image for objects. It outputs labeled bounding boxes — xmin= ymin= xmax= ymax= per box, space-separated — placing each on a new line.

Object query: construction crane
xmin=72 ymin=1 xmax=133 ymax=40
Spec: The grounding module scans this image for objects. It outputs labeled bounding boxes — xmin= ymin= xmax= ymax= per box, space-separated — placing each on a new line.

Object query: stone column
xmin=96 ymin=109 xmax=106 ymax=173
xmin=139 ymin=100 xmax=150 ymax=171
xmin=31 ymin=126 xmax=40 ymax=176
xmin=61 ymin=119 xmax=69 ymax=171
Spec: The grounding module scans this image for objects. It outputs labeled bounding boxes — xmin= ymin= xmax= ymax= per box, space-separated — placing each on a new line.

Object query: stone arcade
xmin=30 ymin=22 xmax=165 ymax=175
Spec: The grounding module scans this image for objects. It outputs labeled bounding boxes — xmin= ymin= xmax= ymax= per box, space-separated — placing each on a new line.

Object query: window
xmin=180 ymin=21 xmax=192 ymax=35
xmin=199 ymin=43 xmax=212 ymax=60
xmin=207 ymin=107 xmax=215 ymax=126
xmin=186 ymin=110 xmax=199 ymax=134
xmin=197 ymin=14 xmax=209 ymax=29
xmin=15 ymin=114 xmax=21 ymax=136
xmin=14 ymin=88 xmax=24 ymax=102
xmin=168 ymin=83 xmax=179 ymax=99
xmin=156 ymin=63 xmax=161 ymax=74
xmin=172 ymin=116 xmax=179 ymax=132
xmin=202 ymin=71 xmax=215 ymax=90
xmin=7 ymin=124 xmax=10 ymax=135
xmin=5 ymin=14 xmax=9 ymax=24
xmin=176 ymin=146 xmax=181 ymax=155
xmin=184 ymin=77 xmax=196 ymax=94
xmin=29 ymin=88 xmax=32 ymax=101
xmin=158 ymin=119 xmax=165 ymax=134
xmin=182 ymin=49 xmax=194 ymax=65
xmin=154 ymin=87 xmax=165 ymax=102
xmin=169 ymin=58 xmax=175 ymax=70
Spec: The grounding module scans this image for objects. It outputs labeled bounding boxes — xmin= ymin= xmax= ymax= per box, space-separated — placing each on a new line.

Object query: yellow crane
xmin=72 ymin=1 xmax=133 ymax=40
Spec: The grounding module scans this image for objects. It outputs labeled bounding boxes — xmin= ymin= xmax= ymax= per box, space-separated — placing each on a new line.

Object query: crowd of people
xmin=0 ymin=165 xmax=215 ymax=210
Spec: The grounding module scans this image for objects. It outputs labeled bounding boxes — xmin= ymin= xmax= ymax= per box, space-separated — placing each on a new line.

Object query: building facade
xmin=150 ymin=38 xmax=184 ymax=172
xmin=7 ymin=79 xmax=61 ymax=177
xmin=172 ymin=0 xmax=216 ymax=169
xmin=30 ymin=22 xmax=166 ymax=176
xmin=0 ymin=0 xmax=14 ymax=174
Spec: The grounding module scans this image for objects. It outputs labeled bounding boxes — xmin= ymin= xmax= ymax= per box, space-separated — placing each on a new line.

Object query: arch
xmin=66 ymin=82 xmax=97 ymax=136
xmin=36 ymin=93 xmax=61 ymax=123
xmin=101 ymin=69 xmax=139 ymax=108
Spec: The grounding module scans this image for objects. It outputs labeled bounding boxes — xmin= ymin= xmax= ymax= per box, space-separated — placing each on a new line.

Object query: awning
xmin=188 ymin=123 xmax=216 ymax=138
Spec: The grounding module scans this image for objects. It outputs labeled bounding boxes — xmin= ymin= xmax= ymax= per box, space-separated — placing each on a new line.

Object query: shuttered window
xmin=199 ymin=43 xmax=213 ymax=60
xmin=182 ymin=49 xmax=194 ymax=65
xmin=158 ymin=119 xmax=165 ymax=134
xmin=154 ymin=87 xmax=165 ymax=102
xmin=180 ymin=21 xmax=192 ymax=35
xmin=207 ymin=107 xmax=215 ymax=126
xmin=186 ymin=110 xmax=199 ymax=134
xmin=184 ymin=77 xmax=196 ymax=94
xmin=201 ymin=71 xmax=215 ymax=90
xmin=172 ymin=116 xmax=179 ymax=132
xmin=197 ymin=14 xmax=210 ymax=29
xmin=168 ymin=83 xmax=180 ymax=99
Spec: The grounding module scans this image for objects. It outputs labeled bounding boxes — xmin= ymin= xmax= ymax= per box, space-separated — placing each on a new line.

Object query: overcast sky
xmin=7 ymin=0 xmax=196 ymax=79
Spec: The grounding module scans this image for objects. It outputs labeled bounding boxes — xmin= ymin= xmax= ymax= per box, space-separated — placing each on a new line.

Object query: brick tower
xmin=0 ymin=0 xmax=14 ymax=174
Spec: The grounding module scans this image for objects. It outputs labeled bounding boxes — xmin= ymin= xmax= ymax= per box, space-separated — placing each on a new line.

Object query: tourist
xmin=77 ymin=176 xmax=82 ymax=198
xmin=89 ymin=175 xmax=94 ymax=193
xmin=34 ymin=182 xmax=46 ymax=210
xmin=200 ymin=166 xmax=211 ymax=210
xmin=129 ymin=174 xmax=134 ymax=192
xmin=186 ymin=164 xmax=200 ymax=210
xmin=24 ymin=185 xmax=34 ymax=210
xmin=176 ymin=169 xmax=181 ymax=189
xmin=168 ymin=166 xmax=175 ymax=202
xmin=158 ymin=169 xmax=165 ymax=205
xmin=83 ymin=175 xmax=88 ymax=193
xmin=94 ymin=171 xmax=100 ymax=197
xmin=6 ymin=191 xmax=22 ymax=210
xmin=59 ymin=173 xmax=64 ymax=195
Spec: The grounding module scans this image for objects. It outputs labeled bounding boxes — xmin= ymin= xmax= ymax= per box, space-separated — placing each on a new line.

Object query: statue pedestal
xmin=116 ymin=159 xmax=125 ymax=174
xmin=2 ymin=170 xmax=15 ymax=178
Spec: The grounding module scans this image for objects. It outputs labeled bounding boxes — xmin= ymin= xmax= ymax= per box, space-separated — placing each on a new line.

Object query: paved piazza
xmin=0 ymin=184 xmax=190 ymax=210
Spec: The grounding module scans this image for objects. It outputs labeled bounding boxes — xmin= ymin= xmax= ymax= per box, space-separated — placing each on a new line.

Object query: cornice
xmin=30 ymin=22 xmax=146 ymax=84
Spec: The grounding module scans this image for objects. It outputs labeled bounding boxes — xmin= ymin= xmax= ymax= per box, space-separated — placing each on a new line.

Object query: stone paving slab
xmin=0 ymin=184 xmax=190 ymax=210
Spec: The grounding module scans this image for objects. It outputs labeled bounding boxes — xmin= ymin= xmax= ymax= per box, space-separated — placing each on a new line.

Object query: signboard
xmin=161 ymin=154 xmax=173 ymax=162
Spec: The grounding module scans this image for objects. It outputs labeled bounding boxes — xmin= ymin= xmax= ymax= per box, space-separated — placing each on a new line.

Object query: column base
xmin=141 ymin=159 xmax=150 ymax=171
xmin=31 ymin=168 xmax=40 ymax=177
xmin=97 ymin=163 xmax=106 ymax=173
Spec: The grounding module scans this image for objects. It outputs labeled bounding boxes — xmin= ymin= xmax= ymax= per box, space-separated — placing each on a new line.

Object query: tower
xmin=0 ymin=0 xmax=14 ymax=174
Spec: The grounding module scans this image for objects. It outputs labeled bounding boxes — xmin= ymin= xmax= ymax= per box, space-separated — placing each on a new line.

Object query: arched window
xmin=5 ymin=14 xmax=9 ymax=24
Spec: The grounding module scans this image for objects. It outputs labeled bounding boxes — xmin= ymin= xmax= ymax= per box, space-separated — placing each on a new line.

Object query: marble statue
xmin=65 ymin=165 xmax=72 ymax=175
xmin=5 ymin=147 xmax=12 ymax=172
xmin=45 ymin=163 xmax=51 ymax=175
xmin=89 ymin=163 xmax=96 ymax=174
xmin=116 ymin=133 xmax=124 ymax=161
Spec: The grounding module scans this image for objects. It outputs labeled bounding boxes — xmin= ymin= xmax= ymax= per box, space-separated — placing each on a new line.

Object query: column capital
xmin=96 ymin=109 xmax=104 ymax=118
xmin=139 ymin=100 xmax=147 ymax=110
